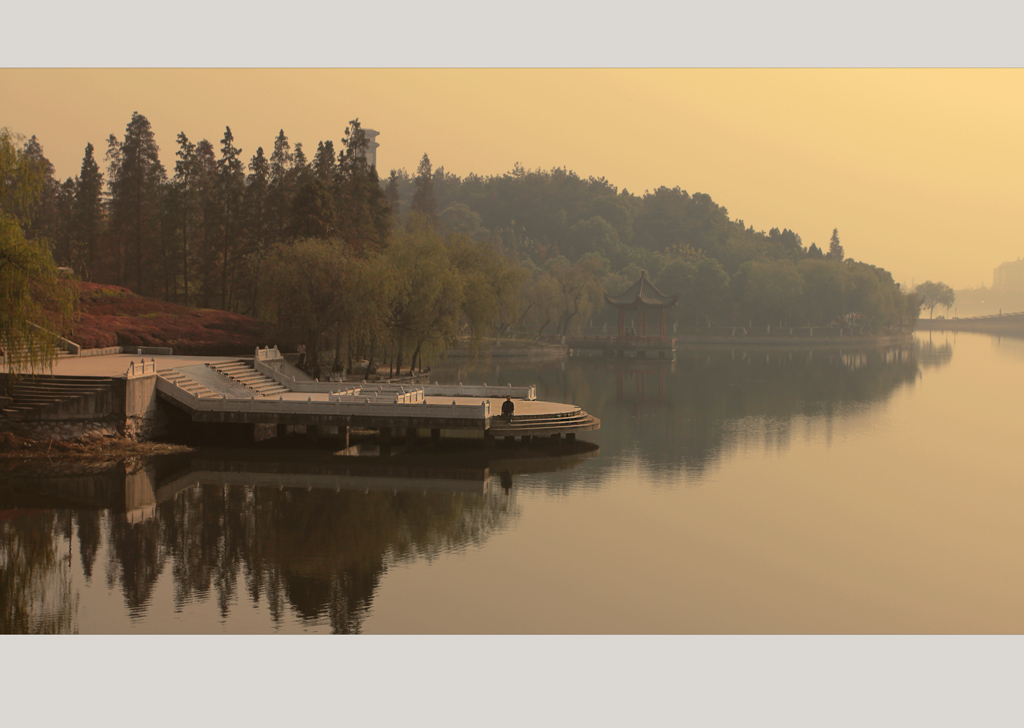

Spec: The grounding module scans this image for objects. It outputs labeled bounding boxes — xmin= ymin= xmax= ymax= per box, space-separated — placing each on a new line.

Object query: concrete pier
xmin=2 ymin=348 xmax=600 ymax=444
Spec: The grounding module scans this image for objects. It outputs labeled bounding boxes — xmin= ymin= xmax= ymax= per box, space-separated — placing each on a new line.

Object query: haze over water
xmin=4 ymin=330 xmax=1022 ymax=634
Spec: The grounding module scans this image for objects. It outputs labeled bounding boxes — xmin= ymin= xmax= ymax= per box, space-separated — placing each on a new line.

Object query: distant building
xmin=993 ymin=258 xmax=1024 ymax=291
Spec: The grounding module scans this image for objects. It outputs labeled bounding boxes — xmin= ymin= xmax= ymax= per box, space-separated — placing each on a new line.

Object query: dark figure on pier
xmin=501 ymin=396 xmax=515 ymax=422
xmin=297 ymin=343 xmax=306 ymax=370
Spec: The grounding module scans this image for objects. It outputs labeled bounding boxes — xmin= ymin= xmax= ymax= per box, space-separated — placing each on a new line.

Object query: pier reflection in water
xmin=0 ymin=441 xmax=597 ymax=633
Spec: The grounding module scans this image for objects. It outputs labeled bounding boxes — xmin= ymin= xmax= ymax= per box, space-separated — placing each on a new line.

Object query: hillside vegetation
xmin=72 ymin=282 xmax=270 ymax=355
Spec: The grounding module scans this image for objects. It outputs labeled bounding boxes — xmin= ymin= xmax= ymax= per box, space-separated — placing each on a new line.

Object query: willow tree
xmin=0 ymin=129 xmax=77 ymax=379
xmin=385 ymin=226 xmax=463 ymax=373
xmin=447 ymin=233 xmax=527 ymax=344
xmin=260 ymin=238 xmax=352 ymax=380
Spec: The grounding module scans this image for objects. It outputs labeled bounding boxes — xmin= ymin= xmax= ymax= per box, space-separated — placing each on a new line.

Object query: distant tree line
xmin=389 ymin=165 xmax=920 ymax=335
xmin=5 ymin=114 xmax=925 ymax=376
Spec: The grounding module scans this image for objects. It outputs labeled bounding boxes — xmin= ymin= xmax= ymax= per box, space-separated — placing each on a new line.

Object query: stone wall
xmin=0 ymin=373 xmax=168 ymax=443
xmin=2 ymin=418 xmax=122 ymax=442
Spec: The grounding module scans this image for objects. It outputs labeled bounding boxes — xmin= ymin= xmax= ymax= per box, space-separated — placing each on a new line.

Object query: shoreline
xmin=673 ymin=333 xmax=914 ymax=349
xmin=0 ymin=432 xmax=193 ymax=466
xmin=439 ymin=333 xmax=916 ymax=361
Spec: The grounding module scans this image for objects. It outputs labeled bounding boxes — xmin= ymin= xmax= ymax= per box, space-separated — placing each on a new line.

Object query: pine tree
xmin=71 ymin=142 xmax=104 ymax=279
xmin=267 ymin=129 xmax=293 ymax=245
xmin=217 ymin=126 xmax=245 ymax=309
xmin=20 ymin=135 xmax=60 ymax=246
xmin=313 ymin=140 xmax=336 ymax=183
xmin=409 ymin=153 xmax=437 ymax=227
xmin=173 ymin=133 xmax=198 ymax=304
xmin=243 ymin=146 xmax=270 ymax=316
xmin=193 ymin=138 xmax=220 ymax=306
xmin=828 ymin=228 xmax=844 ymax=261
xmin=335 ymin=119 xmax=391 ymax=254
xmin=384 ymin=169 xmax=402 ymax=223
xmin=53 ymin=177 xmax=76 ymax=269
xmin=107 ymin=112 xmax=166 ymax=292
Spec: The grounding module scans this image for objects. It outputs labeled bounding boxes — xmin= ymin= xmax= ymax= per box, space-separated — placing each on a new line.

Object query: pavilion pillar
xmin=617 ymin=308 xmax=625 ymax=337
xmin=659 ymin=308 xmax=667 ymax=339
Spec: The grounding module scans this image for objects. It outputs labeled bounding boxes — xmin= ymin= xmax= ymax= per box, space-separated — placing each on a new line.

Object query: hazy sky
xmin=3 ymin=67 xmax=1022 ymax=290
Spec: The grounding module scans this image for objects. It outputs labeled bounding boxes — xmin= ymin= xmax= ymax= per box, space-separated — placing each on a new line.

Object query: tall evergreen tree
xmin=266 ymin=130 xmax=293 ymax=245
xmin=828 ymin=228 xmax=844 ymax=261
xmin=384 ymin=169 xmax=402 ymax=223
xmin=409 ymin=153 xmax=437 ymax=227
xmin=313 ymin=140 xmax=336 ymax=183
xmin=243 ymin=146 xmax=271 ymax=316
xmin=172 ymin=132 xmax=198 ymax=304
xmin=216 ymin=126 xmax=246 ymax=309
xmin=292 ymin=143 xmax=310 ymax=184
xmin=20 ymin=136 xmax=60 ymax=246
xmin=336 ymin=119 xmax=391 ymax=254
xmin=193 ymin=138 xmax=220 ymax=306
xmin=71 ymin=142 xmax=104 ymax=280
xmin=107 ymin=112 xmax=166 ymax=292
xmin=156 ymin=176 xmax=179 ymax=300
xmin=289 ymin=177 xmax=335 ymax=239
xmin=52 ymin=177 xmax=75 ymax=270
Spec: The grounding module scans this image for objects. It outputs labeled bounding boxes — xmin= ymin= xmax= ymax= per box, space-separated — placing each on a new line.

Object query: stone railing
xmin=126 ymin=358 xmax=157 ymax=378
xmin=423 ymin=382 xmax=536 ymax=401
xmin=252 ymin=346 xmax=345 ymax=393
xmin=155 ymin=376 xmax=490 ymax=422
xmin=28 ymin=321 xmax=82 ymax=356
xmin=255 ymin=345 xmax=282 ymax=362
xmin=329 ymin=388 xmax=425 ymax=405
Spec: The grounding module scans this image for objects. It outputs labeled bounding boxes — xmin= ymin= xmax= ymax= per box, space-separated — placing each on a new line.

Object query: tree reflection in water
xmin=462 ymin=340 xmax=947 ymax=481
xmin=599 ymin=344 xmax=932 ymax=475
xmin=0 ymin=510 xmax=78 ymax=633
xmin=158 ymin=483 xmax=517 ymax=633
xmin=0 ymin=447 xmax=541 ymax=633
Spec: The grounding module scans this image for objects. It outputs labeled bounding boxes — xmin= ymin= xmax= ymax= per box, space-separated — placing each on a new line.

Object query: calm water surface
xmin=3 ymin=330 xmax=1021 ymax=634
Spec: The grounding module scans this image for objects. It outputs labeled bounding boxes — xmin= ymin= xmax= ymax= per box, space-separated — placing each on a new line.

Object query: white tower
xmin=362 ymin=128 xmax=380 ymax=169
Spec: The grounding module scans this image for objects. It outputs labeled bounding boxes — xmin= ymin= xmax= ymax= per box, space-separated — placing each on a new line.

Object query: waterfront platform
xmin=1 ymin=347 xmax=600 ymax=445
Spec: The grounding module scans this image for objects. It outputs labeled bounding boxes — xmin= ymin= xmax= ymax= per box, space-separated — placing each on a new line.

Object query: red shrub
xmin=69 ymin=284 xmax=271 ymax=355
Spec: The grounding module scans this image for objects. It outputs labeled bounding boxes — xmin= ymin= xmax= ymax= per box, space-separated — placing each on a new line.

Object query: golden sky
xmin=3 ymin=67 xmax=1022 ymax=289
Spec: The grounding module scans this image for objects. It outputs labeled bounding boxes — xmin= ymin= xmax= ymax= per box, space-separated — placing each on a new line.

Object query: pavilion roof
xmin=603 ymin=271 xmax=678 ymax=308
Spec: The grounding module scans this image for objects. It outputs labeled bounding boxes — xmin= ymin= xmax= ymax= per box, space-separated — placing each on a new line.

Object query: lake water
xmin=3 ymin=330 xmax=1022 ymax=635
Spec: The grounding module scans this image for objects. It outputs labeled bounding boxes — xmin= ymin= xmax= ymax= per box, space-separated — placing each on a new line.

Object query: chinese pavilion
xmin=603 ymin=271 xmax=678 ymax=340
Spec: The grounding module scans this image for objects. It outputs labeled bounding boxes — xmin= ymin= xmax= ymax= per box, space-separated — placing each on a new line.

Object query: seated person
xmin=501 ymin=396 xmax=515 ymax=422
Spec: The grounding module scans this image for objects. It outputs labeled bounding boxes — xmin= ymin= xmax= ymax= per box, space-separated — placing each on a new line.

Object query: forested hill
xmin=389 ymin=162 xmax=805 ymax=275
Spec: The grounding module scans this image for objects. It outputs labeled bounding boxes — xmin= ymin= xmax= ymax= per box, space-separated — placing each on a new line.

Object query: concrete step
xmin=1 ymin=374 xmax=116 ymax=420
xmin=206 ymin=359 xmax=294 ymax=398
xmin=156 ymin=368 xmax=221 ymax=400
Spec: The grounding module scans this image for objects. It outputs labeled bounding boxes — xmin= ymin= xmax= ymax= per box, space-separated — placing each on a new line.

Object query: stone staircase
xmin=1 ymin=375 xmax=116 ymax=420
xmin=156 ymin=368 xmax=222 ymax=399
xmin=489 ymin=407 xmax=600 ymax=438
xmin=205 ymin=359 xmax=291 ymax=397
